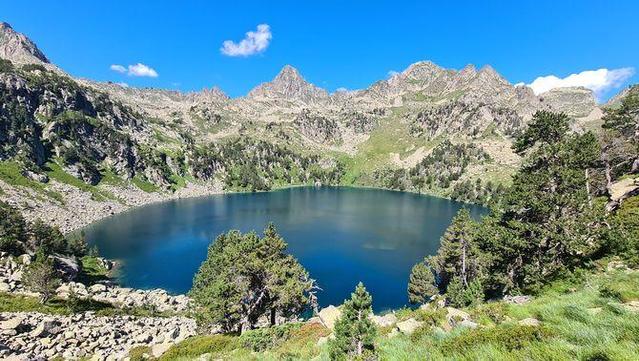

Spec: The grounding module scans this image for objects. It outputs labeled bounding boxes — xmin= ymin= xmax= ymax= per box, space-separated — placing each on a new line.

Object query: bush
xmin=440 ymin=324 xmax=554 ymax=353
xmin=240 ymin=323 xmax=301 ymax=351
xmin=447 ymin=278 xmax=484 ymax=308
xmin=158 ymin=335 xmax=239 ymax=360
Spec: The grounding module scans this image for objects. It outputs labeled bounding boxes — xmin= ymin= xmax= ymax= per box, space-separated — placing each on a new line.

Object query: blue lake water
xmin=83 ymin=186 xmax=485 ymax=312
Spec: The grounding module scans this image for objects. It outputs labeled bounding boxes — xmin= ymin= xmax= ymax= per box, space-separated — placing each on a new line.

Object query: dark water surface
xmin=84 ymin=187 xmax=485 ymax=312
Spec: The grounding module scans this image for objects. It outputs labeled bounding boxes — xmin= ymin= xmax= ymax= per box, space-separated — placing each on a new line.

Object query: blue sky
xmin=1 ymin=1 xmax=637 ymax=100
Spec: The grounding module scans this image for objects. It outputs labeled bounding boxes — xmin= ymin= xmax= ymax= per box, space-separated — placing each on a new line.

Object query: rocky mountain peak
xmin=248 ymin=64 xmax=328 ymax=104
xmin=0 ymin=22 xmax=49 ymax=64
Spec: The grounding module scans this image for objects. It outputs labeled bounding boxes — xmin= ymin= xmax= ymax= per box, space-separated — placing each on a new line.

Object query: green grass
xmin=0 ymin=291 xmax=178 ymax=318
xmin=155 ymin=266 xmax=639 ymax=361
xmin=0 ymin=161 xmax=63 ymax=202
xmin=75 ymin=256 xmax=111 ymax=285
xmin=132 ymin=175 xmax=161 ymax=193
xmin=44 ymin=161 xmax=118 ymax=202
xmin=98 ymin=169 xmax=128 ymax=187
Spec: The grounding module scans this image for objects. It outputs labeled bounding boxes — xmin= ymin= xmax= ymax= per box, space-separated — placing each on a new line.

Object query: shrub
xmin=440 ymin=325 xmax=554 ymax=353
xmin=447 ymin=278 xmax=484 ymax=308
xmin=240 ymin=323 xmax=301 ymax=351
xmin=158 ymin=335 xmax=239 ymax=360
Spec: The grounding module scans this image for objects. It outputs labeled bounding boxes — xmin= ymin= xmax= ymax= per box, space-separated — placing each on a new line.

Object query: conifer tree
xmin=330 ymin=282 xmax=377 ymax=360
xmin=22 ymin=250 xmax=60 ymax=304
xmin=190 ymin=224 xmax=313 ymax=333
xmin=407 ymin=258 xmax=437 ymax=304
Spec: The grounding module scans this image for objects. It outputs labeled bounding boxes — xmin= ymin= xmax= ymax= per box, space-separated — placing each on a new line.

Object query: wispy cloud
xmin=526 ymin=67 xmax=634 ymax=98
xmin=221 ymin=24 xmax=272 ymax=57
xmin=110 ymin=64 xmax=126 ymax=73
xmin=110 ymin=63 xmax=159 ymax=78
xmin=387 ymin=70 xmax=399 ymax=78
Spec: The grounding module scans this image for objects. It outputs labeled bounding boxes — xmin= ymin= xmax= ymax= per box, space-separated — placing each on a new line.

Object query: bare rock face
xmin=539 ymin=87 xmax=597 ymax=118
xmin=0 ymin=22 xmax=49 ymax=64
xmin=248 ymin=65 xmax=329 ymax=104
xmin=293 ymin=109 xmax=342 ymax=143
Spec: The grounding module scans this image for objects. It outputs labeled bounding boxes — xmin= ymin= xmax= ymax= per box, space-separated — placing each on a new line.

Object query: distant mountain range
xmin=0 ymin=21 xmax=628 ymax=232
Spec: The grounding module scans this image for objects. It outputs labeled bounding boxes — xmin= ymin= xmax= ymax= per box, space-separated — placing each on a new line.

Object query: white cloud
xmin=110 ymin=63 xmax=159 ymax=78
xmin=526 ymin=68 xmax=634 ymax=97
xmin=116 ymin=82 xmax=129 ymax=88
xmin=335 ymin=87 xmax=349 ymax=92
xmin=387 ymin=70 xmax=399 ymax=78
xmin=110 ymin=64 xmax=126 ymax=73
xmin=221 ymin=24 xmax=272 ymax=57
xmin=127 ymin=63 xmax=158 ymax=78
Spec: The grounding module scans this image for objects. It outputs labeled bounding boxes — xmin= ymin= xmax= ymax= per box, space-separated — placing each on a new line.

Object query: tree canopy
xmin=190 ymin=224 xmax=314 ymax=333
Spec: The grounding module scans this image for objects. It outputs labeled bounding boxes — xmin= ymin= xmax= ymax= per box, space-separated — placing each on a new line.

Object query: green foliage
xmin=428 ymin=208 xmax=486 ymax=305
xmin=158 ymin=335 xmax=239 ymax=360
xmin=0 ymin=200 xmax=28 ymax=254
xmin=440 ymin=325 xmax=554 ymax=353
xmin=240 ymin=323 xmax=302 ymax=351
xmin=128 ymin=346 xmax=152 ymax=361
xmin=446 ymin=278 xmax=484 ymax=308
xmin=190 ymin=224 xmax=313 ymax=333
xmin=131 ymin=175 xmax=160 ymax=193
xmin=407 ymin=259 xmax=438 ymax=304
xmin=0 ymin=161 xmax=63 ymax=202
xmin=0 ymin=58 xmax=14 ymax=72
xmin=29 ymin=219 xmax=67 ymax=254
xmin=329 ymin=282 xmax=377 ymax=360
xmin=21 ymin=250 xmax=61 ymax=304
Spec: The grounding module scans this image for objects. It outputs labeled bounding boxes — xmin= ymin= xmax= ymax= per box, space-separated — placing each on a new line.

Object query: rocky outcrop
xmin=0 ymin=22 xmax=49 ymax=65
xmin=293 ymin=109 xmax=342 ymax=143
xmin=0 ymin=254 xmax=191 ymax=313
xmin=539 ymin=86 xmax=597 ymax=118
xmin=0 ymin=312 xmax=196 ymax=360
xmin=249 ymin=65 xmax=329 ymax=105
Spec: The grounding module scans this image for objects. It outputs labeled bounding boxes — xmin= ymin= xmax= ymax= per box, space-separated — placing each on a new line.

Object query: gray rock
xmin=518 ymin=317 xmax=541 ymax=326
xmin=396 ymin=318 xmax=423 ymax=335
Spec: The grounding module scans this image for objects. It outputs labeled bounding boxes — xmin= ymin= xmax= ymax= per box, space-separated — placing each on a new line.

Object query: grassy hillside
xmin=129 ymin=261 xmax=638 ymax=361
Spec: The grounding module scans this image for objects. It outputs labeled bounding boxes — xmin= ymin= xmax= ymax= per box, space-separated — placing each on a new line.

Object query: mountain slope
xmin=0 ymin=22 xmax=615 ymax=232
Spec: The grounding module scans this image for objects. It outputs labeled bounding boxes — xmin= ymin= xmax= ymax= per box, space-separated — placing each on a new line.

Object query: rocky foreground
xmin=0 ymin=254 xmax=196 ymax=360
xmin=0 ymin=312 xmax=196 ymax=360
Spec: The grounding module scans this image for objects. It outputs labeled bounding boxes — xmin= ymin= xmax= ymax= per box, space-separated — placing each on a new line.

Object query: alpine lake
xmin=84 ymin=186 xmax=486 ymax=312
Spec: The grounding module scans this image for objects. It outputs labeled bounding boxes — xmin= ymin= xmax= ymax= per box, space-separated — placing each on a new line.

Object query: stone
xmin=30 ymin=319 xmax=60 ymax=337
xmin=623 ymin=301 xmax=639 ymax=312
xmin=1 ymin=316 xmax=26 ymax=331
xmin=19 ymin=254 xmax=32 ymax=265
xmin=503 ymin=295 xmax=533 ymax=305
xmin=446 ymin=307 xmax=471 ymax=327
xmin=459 ymin=319 xmax=478 ymax=329
xmin=370 ymin=313 xmax=397 ymax=327
xmin=88 ymin=284 xmax=108 ymax=293
xmin=518 ymin=318 xmax=541 ymax=326
xmin=0 ymin=281 xmax=10 ymax=292
xmin=318 ymin=305 xmax=342 ymax=330
xmin=396 ymin=318 xmax=423 ymax=335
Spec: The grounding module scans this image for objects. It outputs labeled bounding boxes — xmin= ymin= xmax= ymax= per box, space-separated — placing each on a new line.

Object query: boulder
xmin=30 ymin=319 xmax=60 ymax=337
xmin=396 ymin=318 xmax=423 ymax=335
xmin=446 ymin=307 xmax=471 ymax=327
xmin=1 ymin=316 xmax=26 ymax=332
xmin=503 ymin=295 xmax=533 ymax=305
xmin=370 ymin=313 xmax=397 ymax=327
xmin=88 ymin=284 xmax=107 ymax=293
xmin=459 ymin=319 xmax=478 ymax=329
xmin=318 ymin=305 xmax=342 ymax=330
xmin=518 ymin=318 xmax=541 ymax=326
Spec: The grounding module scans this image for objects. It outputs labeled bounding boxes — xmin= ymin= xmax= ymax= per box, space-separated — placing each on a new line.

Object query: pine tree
xmin=407 ymin=258 xmax=437 ymax=304
xmin=22 ymin=250 xmax=60 ymax=304
xmin=430 ymin=209 xmax=482 ymax=292
xmin=330 ymin=282 xmax=377 ymax=360
xmin=190 ymin=224 xmax=313 ymax=333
